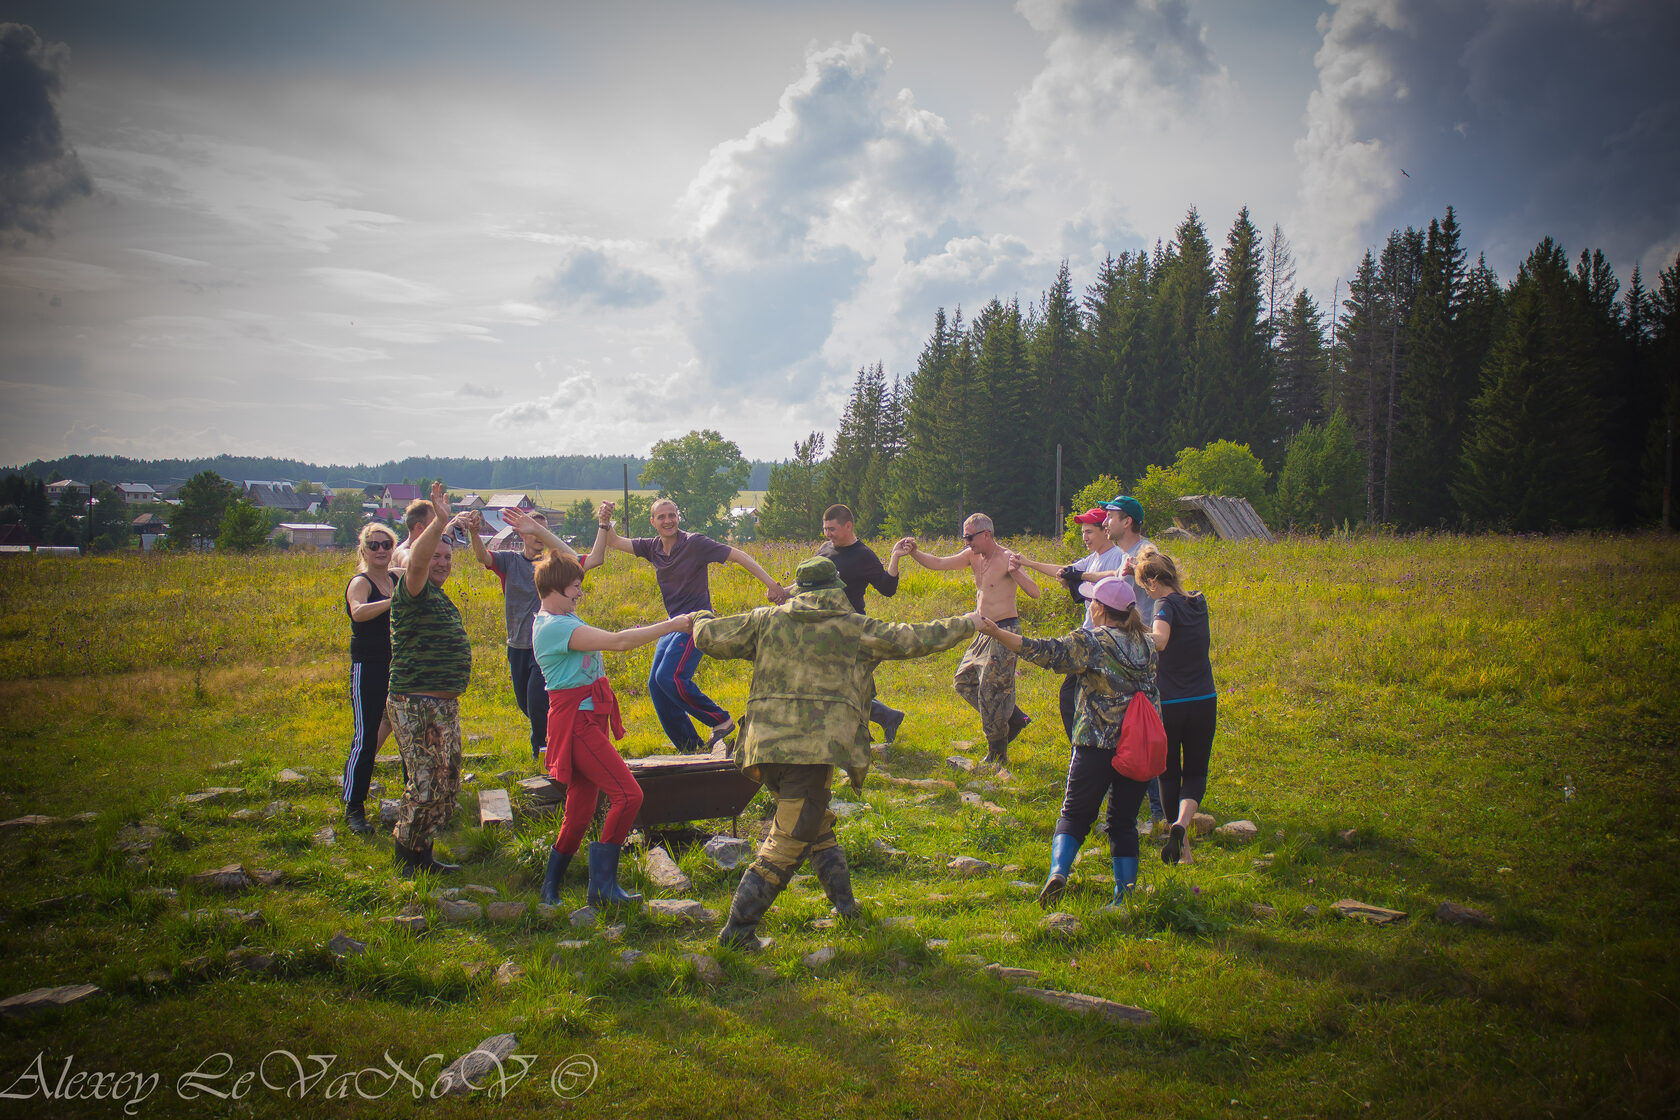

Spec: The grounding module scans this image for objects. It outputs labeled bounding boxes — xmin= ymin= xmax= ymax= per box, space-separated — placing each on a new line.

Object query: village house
xmin=116 ymin=482 xmax=159 ymax=505
xmin=45 ymin=479 xmax=90 ymax=504
xmin=270 ymin=523 xmax=337 ymax=549
xmin=242 ymin=480 xmax=312 ymax=514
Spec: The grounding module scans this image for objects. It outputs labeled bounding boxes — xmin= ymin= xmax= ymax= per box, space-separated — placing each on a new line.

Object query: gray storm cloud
xmin=541 ymin=247 xmax=663 ymax=309
xmin=0 ymin=23 xmax=93 ymax=242
xmin=1294 ymin=0 xmax=1680 ymax=283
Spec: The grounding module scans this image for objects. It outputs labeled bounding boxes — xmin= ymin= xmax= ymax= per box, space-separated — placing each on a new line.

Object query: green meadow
xmin=0 ymin=534 xmax=1676 ymax=1118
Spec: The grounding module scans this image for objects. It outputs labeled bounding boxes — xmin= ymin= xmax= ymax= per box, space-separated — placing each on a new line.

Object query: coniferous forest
xmin=757 ymin=205 xmax=1679 ymax=539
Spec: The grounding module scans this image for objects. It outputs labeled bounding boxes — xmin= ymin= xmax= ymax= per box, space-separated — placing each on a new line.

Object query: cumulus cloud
xmin=455 ymin=382 xmax=501 ymax=399
xmin=489 ymin=373 xmax=596 ymax=426
xmin=540 ymin=246 xmax=663 ymax=308
xmin=1292 ymin=0 xmax=1680 ymax=289
xmin=1009 ymin=0 xmax=1222 ymax=156
xmin=0 ymin=24 xmax=93 ymax=242
xmin=676 ymin=34 xmax=959 ymax=391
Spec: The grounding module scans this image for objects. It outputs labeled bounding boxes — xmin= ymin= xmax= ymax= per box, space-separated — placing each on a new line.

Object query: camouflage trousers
xmin=953 ymin=617 xmax=1021 ymax=753
xmin=747 ymin=763 xmax=840 ymax=888
xmin=386 ymin=693 xmax=462 ymax=848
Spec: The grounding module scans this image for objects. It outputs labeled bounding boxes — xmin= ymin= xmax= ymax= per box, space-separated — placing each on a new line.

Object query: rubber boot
xmin=718 ymin=868 xmax=784 ymax=951
xmin=1109 ymin=855 xmax=1139 ymax=907
xmin=809 ymin=845 xmax=860 ymax=918
xmin=1038 ymin=833 xmax=1082 ymax=909
xmin=871 ymin=701 xmax=905 ymax=745
xmin=345 ymin=802 xmax=373 ymax=836
xmin=422 ymin=843 xmax=459 ymax=874
xmin=393 ymin=841 xmax=427 ymax=879
xmin=539 ymin=848 xmax=572 ymax=906
xmin=586 ymin=841 xmax=643 ymax=908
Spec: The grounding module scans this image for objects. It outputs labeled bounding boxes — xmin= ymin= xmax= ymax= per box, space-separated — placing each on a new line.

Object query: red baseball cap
xmin=1072 ymin=507 xmax=1106 ymax=525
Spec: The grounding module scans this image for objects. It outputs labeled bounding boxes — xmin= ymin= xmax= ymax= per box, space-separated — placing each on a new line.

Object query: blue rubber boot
xmin=1037 ymin=833 xmax=1082 ymax=909
xmin=1109 ymin=856 xmax=1139 ymax=907
xmin=586 ymin=841 xmax=643 ymax=908
xmin=539 ymin=848 xmax=572 ymax=906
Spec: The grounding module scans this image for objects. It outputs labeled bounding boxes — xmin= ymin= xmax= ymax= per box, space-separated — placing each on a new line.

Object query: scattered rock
xmin=437 ymin=899 xmax=482 ymax=922
xmin=925 ymin=939 xmax=950 ymax=951
xmin=227 ymin=809 xmax=260 ymax=823
xmin=0 ymin=983 xmax=104 ymax=1018
xmin=225 ymin=947 xmax=275 ymax=973
xmin=248 ymin=868 xmax=283 ymax=887
xmin=486 ymin=901 xmax=527 ymax=923
xmin=326 ymin=932 xmax=367 ymax=958
xmin=1041 ymin=912 xmax=1083 ymax=937
xmin=263 ymin=800 xmax=291 ymax=818
xmin=993 ymin=768 xmax=1015 ymax=783
xmin=1302 ymin=905 xmax=1320 ymax=917
xmin=495 ymin=770 xmax=519 ymax=783
xmin=617 ymin=949 xmax=645 ymax=967
xmin=379 ymin=800 xmax=400 ymax=826
xmin=882 ymin=915 xmax=915 ymax=930
xmin=225 ymin=908 xmax=264 ymax=927
xmin=1191 ymin=812 xmax=1217 ymax=836
xmin=1 ymin=815 xmax=60 ymax=829
xmin=803 ymin=947 xmax=837 ymax=968
xmin=385 ymin=914 xmax=427 ymax=934
xmin=947 ymin=856 xmax=994 ymax=877
xmin=433 ymin=888 xmax=462 ymax=901
xmin=70 ymin=811 xmax=98 ymax=823
xmin=870 ymin=839 xmax=907 ymax=858
xmin=1436 ymin=901 xmax=1494 ymax=928
xmin=188 ymin=864 xmax=250 ymax=892
xmin=313 ymin=826 xmax=337 ymax=846
xmin=829 ymin=800 xmax=865 ymax=817
xmin=1216 ymin=820 xmax=1258 ymax=842
xmin=178 ymin=787 xmax=246 ymax=806
xmin=985 ymin=964 xmax=1041 ymax=984
xmin=115 ymin=824 xmax=164 ymax=853
xmin=367 ymin=781 xmax=384 ymax=797
xmin=648 ymin=899 xmax=710 ymax=922
xmin=971 ymin=932 xmax=1021 ymax=945
xmin=1249 ymin=903 xmax=1278 ymax=920
xmin=275 ymin=769 xmax=308 ymax=784
xmin=1251 ymin=858 xmax=1273 ymax=869
xmin=644 ymin=847 xmax=692 ymax=893
xmin=533 ymin=904 xmax=558 ymax=921
xmin=1333 ymin=899 xmax=1406 ymax=925
xmin=959 ymin=792 xmax=982 ymax=808
xmin=436 ymin=1033 xmax=519 ymax=1097
xmin=143 ymin=969 xmax=170 ymax=985
xmin=946 ymin=756 xmax=976 ymax=773
xmin=494 ymin=961 xmax=525 ymax=985
xmin=1337 ymin=828 xmax=1359 ymax=846
xmin=461 ymin=883 xmax=499 ymax=898
xmin=1015 ymin=987 xmax=1155 ymax=1026
xmin=212 ymin=759 xmax=244 ymax=771
xmin=682 ymin=954 xmax=724 ymax=983
xmin=965 ymin=781 xmax=997 ymax=793
xmin=549 ymin=941 xmax=591 ymax=957
xmin=884 ymin=777 xmax=957 ymax=792
xmin=601 ymin=923 xmax=626 ymax=942
xmin=704 ymin=836 xmax=753 ymax=869
xmin=569 ymin=906 xmax=597 ymax=929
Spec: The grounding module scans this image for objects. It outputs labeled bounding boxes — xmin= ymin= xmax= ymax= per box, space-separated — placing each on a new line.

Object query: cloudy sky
xmin=2 ymin=0 xmax=1676 ymax=466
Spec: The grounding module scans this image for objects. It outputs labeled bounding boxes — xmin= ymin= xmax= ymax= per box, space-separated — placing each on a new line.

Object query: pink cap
xmin=1078 ymin=576 xmax=1136 ymax=613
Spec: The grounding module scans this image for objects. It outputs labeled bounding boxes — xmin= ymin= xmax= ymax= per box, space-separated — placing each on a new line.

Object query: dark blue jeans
xmin=648 ymin=631 xmax=729 ymax=752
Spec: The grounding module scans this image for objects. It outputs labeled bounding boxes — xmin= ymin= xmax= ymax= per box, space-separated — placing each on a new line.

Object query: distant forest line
xmin=2 ymin=453 xmax=776 ymax=493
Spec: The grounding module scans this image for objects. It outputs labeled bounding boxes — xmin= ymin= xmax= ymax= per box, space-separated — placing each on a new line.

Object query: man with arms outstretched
xmin=597 ymin=497 xmax=788 ymax=753
xmin=811 ymin=503 xmax=913 ymax=744
xmin=898 ymin=512 xmax=1041 ymax=767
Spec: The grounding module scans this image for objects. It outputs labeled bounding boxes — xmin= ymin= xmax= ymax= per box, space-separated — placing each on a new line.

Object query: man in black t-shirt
xmin=812 ymin=504 xmax=912 ymax=743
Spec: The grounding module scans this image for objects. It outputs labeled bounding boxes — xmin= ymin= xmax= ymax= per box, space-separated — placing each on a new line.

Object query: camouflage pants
xmin=747 ymin=763 xmax=840 ymax=888
xmin=953 ymin=617 xmax=1021 ymax=752
xmin=386 ymin=693 xmax=462 ymax=848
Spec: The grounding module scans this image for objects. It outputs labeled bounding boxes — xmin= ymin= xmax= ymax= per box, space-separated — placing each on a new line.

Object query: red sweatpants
xmin=551 ymin=707 xmax=643 ymax=854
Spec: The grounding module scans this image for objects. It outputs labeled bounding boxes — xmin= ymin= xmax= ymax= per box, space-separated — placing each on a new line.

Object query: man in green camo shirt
xmin=694 ymin=556 xmax=981 ymax=950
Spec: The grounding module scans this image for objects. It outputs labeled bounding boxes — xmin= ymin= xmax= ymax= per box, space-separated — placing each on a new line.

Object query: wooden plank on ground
xmin=478 ymin=788 xmax=513 ymax=828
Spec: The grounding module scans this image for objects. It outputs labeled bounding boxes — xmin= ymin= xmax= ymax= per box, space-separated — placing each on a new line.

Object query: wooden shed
xmin=1173 ymin=495 xmax=1274 ymax=542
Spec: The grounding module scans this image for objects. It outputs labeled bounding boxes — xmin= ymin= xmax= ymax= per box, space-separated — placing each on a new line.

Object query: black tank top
xmin=346 ymin=573 xmax=393 ymax=663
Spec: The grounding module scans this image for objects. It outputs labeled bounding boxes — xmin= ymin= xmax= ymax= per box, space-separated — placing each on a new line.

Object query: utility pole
xmin=1054 ymin=443 xmax=1063 ymax=535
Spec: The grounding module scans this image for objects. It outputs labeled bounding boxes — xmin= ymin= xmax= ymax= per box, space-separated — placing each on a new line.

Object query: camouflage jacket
xmin=693 ymin=588 xmax=976 ymax=788
xmin=1018 ymin=626 xmax=1159 ymax=751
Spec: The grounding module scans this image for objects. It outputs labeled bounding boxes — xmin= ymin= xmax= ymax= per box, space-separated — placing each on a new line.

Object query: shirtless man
xmin=898 ymin=513 xmax=1041 ymax=766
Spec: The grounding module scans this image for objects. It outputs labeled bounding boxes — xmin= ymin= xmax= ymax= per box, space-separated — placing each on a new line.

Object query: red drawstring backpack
xmin=1112 ymin=691 xmax=1167 ymax=781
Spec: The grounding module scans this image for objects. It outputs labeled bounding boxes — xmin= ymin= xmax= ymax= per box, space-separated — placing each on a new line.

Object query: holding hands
xmin=766 ymin=584 xmax=790 ymax=605
xmin=597 ymin=500 xmax=615 ymax=529
xmin=894 ymin=536 xmax=919 ymax=557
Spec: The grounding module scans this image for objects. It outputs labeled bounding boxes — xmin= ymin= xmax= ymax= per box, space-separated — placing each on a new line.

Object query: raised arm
xmin=403 ymin=483 xmax=453 ymax=597
xmin=466 ymin=510 xmax=494 ymax=570
xmin=502 ymin=507 xmax=578 ymax=559
xmin=594 ymin=503 xmax=638 ymax=555
xmin=581 ymin=503 xmax=612 ymax=573
xmin=899 ymin=538 xmax=972 ymax=571
xmin=885 ymin=537 xmax=910 ymax=579
xmin=565 ymin=612 xmax=693 ymax=654
xmin=730 ymin=547 xmax=790 ymax=605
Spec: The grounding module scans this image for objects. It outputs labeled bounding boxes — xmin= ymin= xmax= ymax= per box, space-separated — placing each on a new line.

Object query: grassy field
xmin=0 ymin=534 xmax=1677 ymax=1118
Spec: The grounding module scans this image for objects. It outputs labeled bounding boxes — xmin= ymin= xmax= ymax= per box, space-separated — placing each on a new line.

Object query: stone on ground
xmin=985 ymin=964 xmax=1041 ymax=984
xmin=477 ymin=789 xmax=513 ymax=827
xmin=602 ymin=923 xmax=626 ymax=942
xmin=437 ymin=899 xmax=482 ymax=922
xmin=313 ymin=826 xmax=337 ymax=846
xmin=461 ymin=884 xmax=499 ymax=898
xmin=947 ymin=856 xmax=994 ymax=876
xmin=228 ymin=809 xmax=260 ymax=823
xmin=683 ymin=954 xmax=724 ymax=982
xmin=1333 ymin=899 xmax=1406 ymax=925
xmin=644 ymin=847 xmax=692 ymax=892
xmin=276 ymin=769 xmax=308 ymax=784
xmin=178 ymin=787 xmax=244 ymax=805
xmin=115 ymin=824 xmax=163 ymax=853
xmin=326 ymin=932 xmax=367 ymax=958
xmin=386 ymin=913 xmax=427 ymax=934
xmin=379 ymin=800 xmax=400 ymax=826
xmin=436 ymin=1033 xmax=519 ymax=1097
xmin=487 ymin=901 xmax=527 ymax=923
xmin=550 ymin=941 xmax=590 ymax=958
xmin=1191 ymin=812 xmax=1217 ymax=836
xmin=703 ymin=835 xmax=752 ymax=869
xmin=0 ymin=983 xmax=103 ymax=1018
xmin=1015 ymin=987 xmax=1156 ymax=1025
xmin=1249 ymin=903 xmax=1278 ymax=920
xmin=617 ymin=949 xmax=645 ymax=967
xmin=1436 ymin=901 xmax=1494 ymax=927
xmin=803 ymin=947 xmax=838 ymax=968
xmin=495 ymin=961 xmax=525 ymax=985
xmin=946 ymin=756 xmax=976 ymax=773
xmin=569 ymin=906 xmax=597 ymax=929
xmin=1041 ymin=912 xmax=1083 ymax=936
xmin=248 ymin=868 xmax=283 ymax=887
xmin=189 ymin=864 xmax=250 ymax=892
xmin=1216 ymin=819 xmax=1258 ymax=841
xmin=1 ymin=815 xmax=59 ymax=829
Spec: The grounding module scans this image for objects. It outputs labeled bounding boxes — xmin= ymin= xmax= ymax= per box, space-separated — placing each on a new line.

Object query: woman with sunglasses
xmin=341 ymin=520 xmax=398 ymax=836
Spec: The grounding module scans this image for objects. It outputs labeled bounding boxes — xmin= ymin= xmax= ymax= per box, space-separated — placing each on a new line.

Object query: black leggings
xmin=1160 ymin=696 xmax=1217 ymax=814
xmin=1054 ymin=743 xmax=1150 ymax=858
xmin=342 ymin=658 xmax=389 ymax=807
xmin=507 ymin=646 xmax=548 ymax=756
xmin=1061 ymin=673 xmax=1167 ymax=819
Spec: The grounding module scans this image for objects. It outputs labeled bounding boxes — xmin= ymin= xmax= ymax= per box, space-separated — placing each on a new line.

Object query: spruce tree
xmin=1273 ymin=290 xmax=1329 ymax=438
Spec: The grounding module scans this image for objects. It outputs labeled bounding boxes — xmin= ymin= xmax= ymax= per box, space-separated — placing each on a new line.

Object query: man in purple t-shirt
xmin=599 ymin=497 xmax=789 ymax=752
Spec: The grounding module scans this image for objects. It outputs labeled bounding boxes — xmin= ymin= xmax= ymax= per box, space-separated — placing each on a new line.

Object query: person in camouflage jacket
xmin=978 ymin=575 xmax=1159 ymax=910
xmin=695 ymin=556 xmax=979 ymax=950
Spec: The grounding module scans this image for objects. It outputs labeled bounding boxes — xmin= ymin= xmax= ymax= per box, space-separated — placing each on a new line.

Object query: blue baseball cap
xmin=1101 ymin=495 xmax=1144 ymax=528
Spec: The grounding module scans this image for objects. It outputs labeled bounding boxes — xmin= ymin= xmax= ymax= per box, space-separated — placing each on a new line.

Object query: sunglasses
xmin=962 ymin=530 xmax=990 ymax=542
xmin=365 ymin=539 xmax=394 ymax=552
